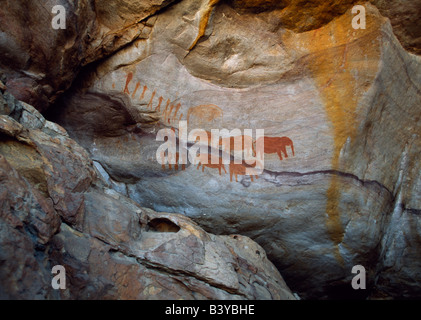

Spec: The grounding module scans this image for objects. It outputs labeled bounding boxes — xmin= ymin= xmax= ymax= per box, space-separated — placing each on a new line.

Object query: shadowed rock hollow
xmin=1 ymin=0 xmax=420 ymax=300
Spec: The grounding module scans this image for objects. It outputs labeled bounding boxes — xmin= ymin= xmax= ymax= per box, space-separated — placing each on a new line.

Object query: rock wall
xmin=0 ymin=85 xmax=294 ymax=299
xmin=1 ymin=0 xmax=420 ymax=299
xmin=0 ymin=0 xmax=176 ymax=111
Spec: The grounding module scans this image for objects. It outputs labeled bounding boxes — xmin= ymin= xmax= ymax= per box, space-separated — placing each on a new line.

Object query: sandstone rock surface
xmin=1 ymin=0 xmax=421 ymax=300
xmin=372 ymin=0 xmax=421 ymax=55
xmin=49 ymin=1 xmax=421 ymax=299
xmin=0 ymin=87 xmax=295 ymax=300
xmin=0 ymin=0 xmax=175 ymax=111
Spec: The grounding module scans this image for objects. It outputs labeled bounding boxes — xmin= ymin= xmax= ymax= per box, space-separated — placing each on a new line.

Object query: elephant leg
xmin=277 ymin=151 xmax=283 ymax=161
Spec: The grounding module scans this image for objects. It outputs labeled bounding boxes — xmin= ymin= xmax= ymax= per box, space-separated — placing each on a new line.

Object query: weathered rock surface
xmin=0 ymin=0 xmax=175 ymax=111
xmin=52 ymin=188 xmax=294 ymax=299
xmin=1 ymin=0 xmax=419 ymax=112
xmin=46 ymin=0 xmax=421 ymax=299
xmin=0 ymin=87 xmax=295 ymax=299
xmin=1 ymin=0 xmax=420 ymax=300
xmin=372 ymin=0 xmax=421 ymax=55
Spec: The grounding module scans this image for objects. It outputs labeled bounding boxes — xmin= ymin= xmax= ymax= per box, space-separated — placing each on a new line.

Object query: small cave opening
xmin=147 ymin=218 xmax=181 ymax=233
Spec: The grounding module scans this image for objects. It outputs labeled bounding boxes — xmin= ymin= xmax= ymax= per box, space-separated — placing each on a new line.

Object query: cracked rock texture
xmin=1 ymin=0 xmax=421 ymax=299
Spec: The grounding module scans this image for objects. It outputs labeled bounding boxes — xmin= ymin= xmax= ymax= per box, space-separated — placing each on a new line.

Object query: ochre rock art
xmin=159 ymin=134 xmax=295 ymax=182
xmin=117 ymin=73 xmax=226 ymax=128
xmin=256 ymin=136 xmax=295 ymax=161
xmin=123 ymin=72 xmax=134 ymax=94
xmin=187 ymin=104 xmax=223 ymax=126
xmin=163 ymin=102 xmax=182 ymax=124
xmin=170 ymin=152 xmax=186 ymax=171
xmin=197 ymin=153 xmax=227 ymax=176
xmin=159 ymin=151 xmax=186 ymax=171
xmin=140 ymin=85 xmax=148 ymax=100
xmin=131 ymin=81 xmax=141 ymax=99
xmin=115 ymin=73 xmax=186 ymax=125
xmin=229 ymin=161 xmax=259 ymax=182
xmin=119 ymin=73 xmax=295 ymax=182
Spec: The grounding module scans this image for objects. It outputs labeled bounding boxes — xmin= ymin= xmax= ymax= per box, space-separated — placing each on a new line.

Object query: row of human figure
xmin=119 ymin=72 xmax=184 ymax=124
xmin=120 ymin=72 xmax=228 ymax=128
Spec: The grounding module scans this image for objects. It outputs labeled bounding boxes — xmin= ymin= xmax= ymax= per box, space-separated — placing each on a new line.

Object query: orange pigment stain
xmin=123 ymin=72 xmax=133 ymax=94
xmin=173 ymin=104 xmax=182 ymax=123
xmin=155 ymin=97 xmax=163 ymax=112
xmin=131 ymin=82 xmax=141 ymax=99
xmin=147 ymin=90 xmax=156 ymax=110
xmin=140 ymin=86 xmax=147 ymax=100
xmin=284 ymin=9 xmax=383 ymax=265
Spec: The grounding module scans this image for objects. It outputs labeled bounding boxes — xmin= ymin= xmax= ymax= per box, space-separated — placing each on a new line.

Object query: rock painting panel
xmin=256 ymin=136 xmax=295 ymax=161
xmin=187 ymin=104 xmax=223 ymax=126
xmin=229 ymin=162 xmax=259 ymax=183
xmin=115 ymin=73 xmax=296 ymax=183
xmin=114 ymin=72 xmax=187 ymax=125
